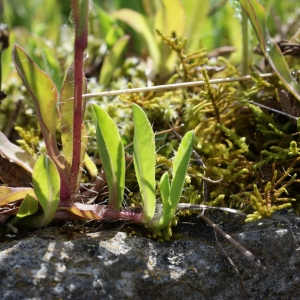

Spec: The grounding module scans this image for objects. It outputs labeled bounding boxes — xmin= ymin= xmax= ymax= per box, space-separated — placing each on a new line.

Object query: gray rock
xmin=0 ymin=210 xmax=300 ymax=300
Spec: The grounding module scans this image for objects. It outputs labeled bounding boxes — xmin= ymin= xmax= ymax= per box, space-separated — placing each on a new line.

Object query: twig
xmin=246 ymin=100 xmax=298 ymax=121
xmin=6 ymin=222 xmax=18 ymax=233
xmin=79 ymin=73 xmax=275 ymax=100
xmin=214 ymin=231 xmax=248 ymax=299
xmin=176 ymin=203 xmax=246 ymax=216
xmin=200 ymin=214 xmax=266 ymax=270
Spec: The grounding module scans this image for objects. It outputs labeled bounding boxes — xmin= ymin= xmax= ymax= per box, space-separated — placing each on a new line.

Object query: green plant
xmin=1 ymin=0 xmax=300 ymax=234
xmin=92 ymin=103 xmax=194 ymax=229
xmin=0 ymin=1 xmax=194 ymax=230
xmin=245 ymin=164 xmax=296 ymax=222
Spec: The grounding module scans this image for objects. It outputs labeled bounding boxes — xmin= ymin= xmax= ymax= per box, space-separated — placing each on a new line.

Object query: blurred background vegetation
xmin=2 ymin=0 xmax=298 ymax=88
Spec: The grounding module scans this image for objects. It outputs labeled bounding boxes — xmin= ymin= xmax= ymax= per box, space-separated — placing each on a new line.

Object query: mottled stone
xmin=0 ymin=210 xmax=299 ymax=299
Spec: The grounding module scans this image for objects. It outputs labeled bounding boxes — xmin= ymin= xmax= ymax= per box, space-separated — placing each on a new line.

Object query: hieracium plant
xmin=0 ymin=0 xmax=194 ymax=230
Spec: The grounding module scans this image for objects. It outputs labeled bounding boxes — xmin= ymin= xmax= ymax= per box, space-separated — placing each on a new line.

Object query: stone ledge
xmin=0 ymin=210 xmax=299 ymax=300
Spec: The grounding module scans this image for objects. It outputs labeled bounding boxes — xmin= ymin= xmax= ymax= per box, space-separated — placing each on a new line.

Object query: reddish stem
xmin=103 ymin=210 xmax=144 ymax=223
xmin=54 ymin=206 xmax=144 ymax=223
xmin=70 ymin=0 xmax=88 ymax=194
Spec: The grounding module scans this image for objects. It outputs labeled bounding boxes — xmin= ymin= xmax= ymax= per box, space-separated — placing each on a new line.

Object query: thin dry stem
xmin=79 ymin=73 xmax=275 ymax=100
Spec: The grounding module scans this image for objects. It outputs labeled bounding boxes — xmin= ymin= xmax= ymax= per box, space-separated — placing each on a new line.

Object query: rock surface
xmin=0 ymin=210 xmax=300 ymax=300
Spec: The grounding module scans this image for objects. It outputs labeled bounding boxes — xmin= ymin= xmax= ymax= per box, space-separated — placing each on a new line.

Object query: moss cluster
xmin=119 ymin=33 xmax=300 ymax=226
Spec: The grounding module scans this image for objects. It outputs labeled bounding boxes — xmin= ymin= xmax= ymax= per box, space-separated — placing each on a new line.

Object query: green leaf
xmin=13 ymin=194 xmax=38 ymax=223
xmin=5 ymin=0 xmax=62 ymax=43
xmin=60 ymin=62 xmax=76 ymax=166
xmin=32 ymin=37 xmax=63 ymax=91
xmin=151 ymin=131 xmax=194 ymax=229
xmin=96 ymin=6 xmax=124 ymax=47
xmin=112 ymin=9 xmax=160 ymax=71
xmin=99 ymin=35 xmax=130 ymax=86
xmin=96 ymin=6 xmax=117 ymax=38
xmin=159 ymin=172 xmax=170 ymax=208
xmin=171 ymin=131 xmax=194 ymax=192
xmin=132 ymin=103 xmax=156 ymax=223
xmin=239 ymin=0 xmax=300 ymax=101
xmin=154 ymin=0 xmax=185 ymax=37
xmin=91 ymin=104 xmax=125 ymax=210
xmin=33 ymin=154 xmax=60 ymax=213
xmin=12 ymin=44 xmax=68 ymax=172
xmin=115 ymin=0 xmax=149 ymax=13
xmin=182 ymin=0 xmax=209 ymax=53
xmin=154 ymin=0 xmax=185 ymax=74
xmin=83 ymin=153 xmax=98 ymax=179
xmin=12 ymin=44 xmax=70 ymax=200
xmin=170 ymin=130 xmax=194 ymax=200
xmin=2 ymin=28 xmax=15 ymax=81
xmin=105 ymin=26 xmax=125 ymax=48
xmin=12 ymin=44 xmax=59 ymax=145
xmin=15 ymin=154 xmax=60 ymax=229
